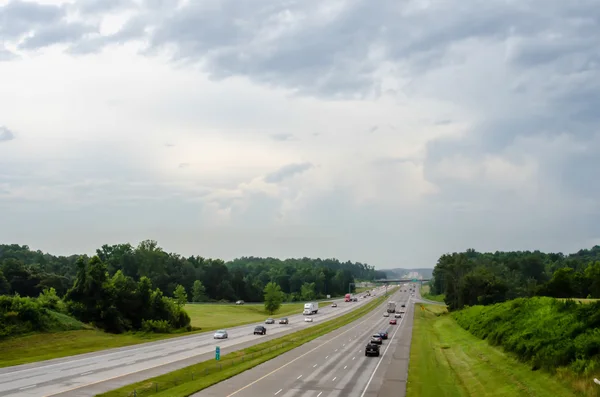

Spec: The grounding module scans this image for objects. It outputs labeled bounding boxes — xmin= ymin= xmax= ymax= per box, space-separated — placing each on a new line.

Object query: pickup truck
xmin=365 ymin=343 xmax=380 ymax=357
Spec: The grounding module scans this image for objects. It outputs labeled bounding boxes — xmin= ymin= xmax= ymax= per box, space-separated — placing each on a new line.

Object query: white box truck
xmin=303 ymin=302 xmax=318 ymax=315
xmin=387 ymin=301 xmax=396 ymax=313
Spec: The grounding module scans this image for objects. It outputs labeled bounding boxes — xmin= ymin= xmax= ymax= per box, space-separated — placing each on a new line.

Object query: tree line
xmin=0 ymin=241 xmax=384 ymax=303
xmin=430 ymin=245 xmax=600 ymax=310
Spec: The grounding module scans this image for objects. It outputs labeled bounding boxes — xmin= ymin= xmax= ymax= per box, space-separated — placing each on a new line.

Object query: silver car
xmin=214 ymin=329 xmax=228 ymax=339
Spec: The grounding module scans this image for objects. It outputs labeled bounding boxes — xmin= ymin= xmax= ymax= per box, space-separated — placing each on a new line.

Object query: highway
xmin=197 ymin=287 xmax=416 ymax=397
xmin=0 ymin=287 xmax=387 ymax=397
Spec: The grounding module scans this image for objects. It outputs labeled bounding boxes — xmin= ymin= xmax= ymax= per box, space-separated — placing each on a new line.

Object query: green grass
xmin=0 ymin=302 xmax=329 ymax=369
xmin=420 ymin=284 xmax=446 ymax=303
xmin=98 ymin=289 xmax=399 ymax=397
xmin=406 ymin=303 xmax=579 ymax=397
xmin=184 ymin=302 xmax=331 ymax=330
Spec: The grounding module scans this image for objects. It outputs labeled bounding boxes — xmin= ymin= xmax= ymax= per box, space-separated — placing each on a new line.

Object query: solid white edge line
xmin=225 ymin=291 xmax=401 ymax=397
xmin=39 ymin=297 xmax=371 ymax=397
xmin=359 ymin=296 xmax=412 ymax=397
xmin=274 ymin=388 xmax=282 ymax=395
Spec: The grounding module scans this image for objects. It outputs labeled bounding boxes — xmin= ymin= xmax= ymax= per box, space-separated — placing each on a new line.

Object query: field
xmin=406 ymin=303 xmax=577 ymax=397
xmin=184 ymin=301 xmax=331 ymax=329
xmin=0 ymin=302 xmax=327 ymax=368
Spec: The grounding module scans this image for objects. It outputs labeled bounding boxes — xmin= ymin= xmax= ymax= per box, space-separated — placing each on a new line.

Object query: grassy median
xmin=406 ymin=304 xmax=578 ymax=397
xmin=0 ymin=302 xmax=329 ymax=368
xmin=98 ymin=289 xmax=398 ymax=397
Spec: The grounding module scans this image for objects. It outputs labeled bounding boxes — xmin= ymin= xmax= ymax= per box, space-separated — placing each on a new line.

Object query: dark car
xmin=370 ymin=334 xmax=383 ymax=344
xmin=254 ymin=325 xmax=267 ymax=335
xmin=401 ymin=304 xmax=406 ymax=308
xmin=279 ymin=318 xmax=289 ymax=324
xmin=378 ymin=331 xmax=388 ymax=340
xmin=365 ymin=343 xmax=380 ymax=357
xmin=389 ymin=319 xmax=397 ymax=325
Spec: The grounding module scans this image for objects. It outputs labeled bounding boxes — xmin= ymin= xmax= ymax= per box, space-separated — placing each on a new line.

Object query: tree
xmin=263 ymin=282 xmax=284 ymax=314
xmin=173 ymin=284 xmax=188 ymax=307
xmin=300 ymin=282 xmax=316 ymax=301
xmin=191 ymin=280 xmax=207 ymax=302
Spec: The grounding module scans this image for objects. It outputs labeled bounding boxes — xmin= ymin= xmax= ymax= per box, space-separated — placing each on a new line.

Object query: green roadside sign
xmin=215 ymin=346 xmax=220 ymax=361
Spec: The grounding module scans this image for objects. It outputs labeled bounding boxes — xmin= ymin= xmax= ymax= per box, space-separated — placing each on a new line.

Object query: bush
xmin=452 ymin=297 xmax=600 ymax=373
xmin=141 ymin=319 xmax=172 ymax=333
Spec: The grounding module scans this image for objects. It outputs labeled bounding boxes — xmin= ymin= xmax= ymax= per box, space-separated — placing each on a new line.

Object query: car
xmin=214 ymin=329 xmax=228 ymax=339
xmin=378 ymin=331 xmax=388 ymax=340
xmin=265 ymin=318 xmax=274 ymax=324
xmin=254 ymin=325 xmax=267 ymax=335
xmin=395 ymin=313 xmax=402 ymax=318
xmin=370 ymin=334 xmax=383 ymax=344
xmin=235 ymin=300 xmax=244 ymax=305
xmin=365 ymin=343 xmax=380 ymax=357
xmin=279 ymin=318 xmax=289 ymax=324
xmin=401 ymin=304 xmax=406 ymax=308
xmin=383 ymin=312 xmax=390 ymax=317
xmin=305 ymin=317 xmax=313 ymax=322
xmin=331 ymin=303 xmax=337 ymax=307
xmin=389 ymin=319 xmax=397 ymax=325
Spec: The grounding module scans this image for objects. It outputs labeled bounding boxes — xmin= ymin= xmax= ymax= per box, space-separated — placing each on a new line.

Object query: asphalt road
xmin=0 ymin=287 xmax=389 ymax=397
xmin=196 ymin=287 xmax=416 ymax=397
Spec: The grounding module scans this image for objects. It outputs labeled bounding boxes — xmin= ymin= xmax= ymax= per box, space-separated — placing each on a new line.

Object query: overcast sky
xmin=0 ymin=0 xmax=599 ymax=269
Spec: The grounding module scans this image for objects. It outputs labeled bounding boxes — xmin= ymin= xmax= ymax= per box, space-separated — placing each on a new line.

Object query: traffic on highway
xmin=0 ymin=287 xmax=390 ymax=397
xmin=197 ymin=286 xmax=414 ymax=397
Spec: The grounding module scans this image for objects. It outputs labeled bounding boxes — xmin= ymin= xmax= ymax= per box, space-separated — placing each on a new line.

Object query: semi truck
xmin=303 ymin=302 xmax=319 ymax=315
xmin=345 ymin=293 xmax=352 ymax=302
xmin=387 ymin=301 xmax=396 ymax=313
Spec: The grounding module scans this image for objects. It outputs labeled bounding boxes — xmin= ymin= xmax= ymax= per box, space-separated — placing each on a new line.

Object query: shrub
xmin=452 ymin=297 xmax=600 ymax=372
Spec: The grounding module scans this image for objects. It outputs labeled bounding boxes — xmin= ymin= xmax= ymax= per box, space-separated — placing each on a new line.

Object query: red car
xmin=389 ymin=319 xmax=397 ymax=325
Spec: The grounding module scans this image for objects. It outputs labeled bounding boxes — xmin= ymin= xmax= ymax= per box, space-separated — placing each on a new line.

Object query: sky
xmin=0 ymin=0 xmax=599 ymax=269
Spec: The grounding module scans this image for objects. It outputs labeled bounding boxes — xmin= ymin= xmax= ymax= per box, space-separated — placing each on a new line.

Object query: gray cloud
xmin=264 ymin=162 xmax=314 ymax=184
xmin=0 ymin=0 xmax=64 ymax=39
xmin=270 ymin=133 xmax=295 ymax=142
xmin=2 ymin=0 xmax=600 ymax=266
xmin=0 ymin=126 xmax=15 ymax=142
xmin=74 ymin=0 xmax=137 ymax=15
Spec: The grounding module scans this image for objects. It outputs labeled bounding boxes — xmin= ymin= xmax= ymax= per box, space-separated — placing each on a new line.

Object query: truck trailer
xmin=387 ymin=301 xmax=396 ymax=313
xmin=303 ymin=302 xmax=319 ymax=315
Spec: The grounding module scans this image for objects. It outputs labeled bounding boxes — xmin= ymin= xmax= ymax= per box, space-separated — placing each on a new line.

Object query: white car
xmin=305 ymin=317 xmax=313 ymax=322
xmin=394 ymin=313 xmax=402 ymax=318
xmin=331 ymin=303 xmax=337 ymax=307
xmin=214 ymin=329 xmax=228 ymax=339
xmin=383 ymin=312 xmax=390 ymax=317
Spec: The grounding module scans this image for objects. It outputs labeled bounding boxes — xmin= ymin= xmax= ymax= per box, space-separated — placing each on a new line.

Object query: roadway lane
xmin=0 ymin=287 xmax=387 ymax=397
xmin=197 ymin=287 xmax=412 ymax=397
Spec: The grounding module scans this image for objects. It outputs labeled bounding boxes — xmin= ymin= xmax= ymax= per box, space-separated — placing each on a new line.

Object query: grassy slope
xmin=406 ymin=304 xmax=577 ymax=397
xmin=420 ymin=284 xmax=446 ymax=302
xmin=0 ymin=302 xmax=328 ymax=368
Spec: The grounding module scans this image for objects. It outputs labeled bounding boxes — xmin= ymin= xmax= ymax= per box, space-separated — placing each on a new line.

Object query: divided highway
xmin=0 ymin=288 xmax=386 ymax=397
xmin=197 ymin=288 xmax=415 ymax=397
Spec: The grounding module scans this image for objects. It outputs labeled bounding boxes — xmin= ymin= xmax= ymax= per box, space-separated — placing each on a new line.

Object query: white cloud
xmin=0 ymin=0 xmax=599 ymax=267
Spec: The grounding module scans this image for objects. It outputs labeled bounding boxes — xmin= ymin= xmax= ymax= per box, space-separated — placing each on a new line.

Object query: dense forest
xmin=0 ymin=241 xmax=385 ymax=302
xmin=430 ymin=246 xmax=600 ymax=310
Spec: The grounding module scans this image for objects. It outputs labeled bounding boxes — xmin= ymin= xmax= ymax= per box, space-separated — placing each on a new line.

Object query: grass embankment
xmin=420 ymin=284 xmax=445 ymax=303
xmin=453 ymin=297 xmax=600 ymax=396
xmin=0 ymin=302 xmax=325 ymax=368
xmin=406 ymin=303 xmax=578 ymax=397
xmin=98 ymin=290 xmax=398 ymax=397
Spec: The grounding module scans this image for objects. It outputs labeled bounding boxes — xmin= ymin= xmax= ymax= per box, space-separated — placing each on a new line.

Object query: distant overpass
xmin=373 ymin=278 xmax=431 ymax=283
